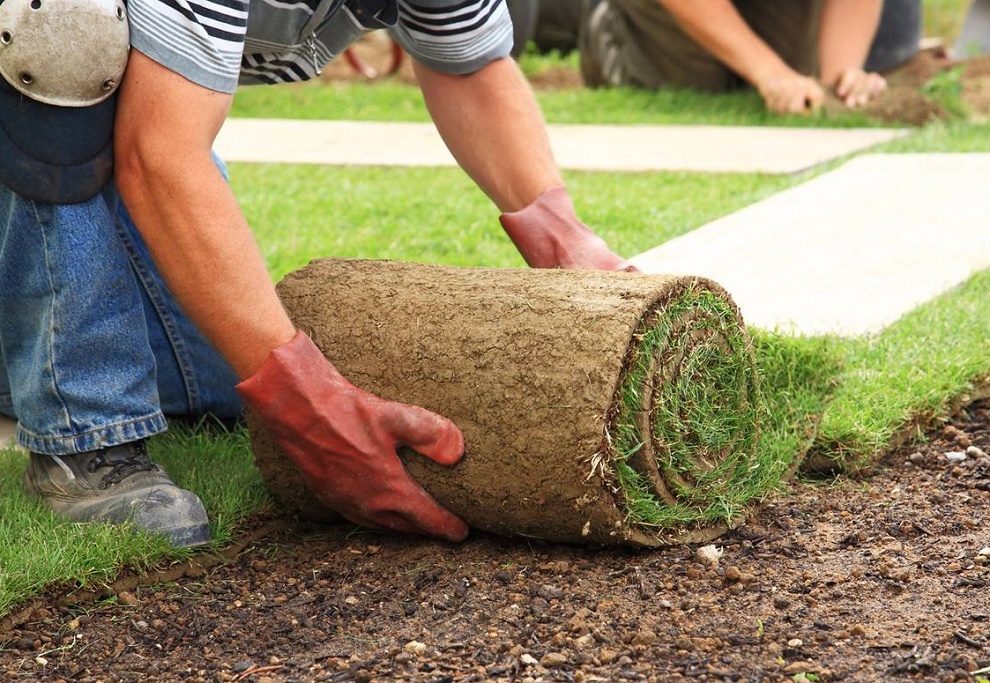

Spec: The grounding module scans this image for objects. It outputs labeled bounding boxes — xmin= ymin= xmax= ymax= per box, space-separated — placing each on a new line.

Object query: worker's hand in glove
xmin=499 ymin=185 xmax=638 ymax=271
xmin=237 ymin=331 xmax=469 ymax=542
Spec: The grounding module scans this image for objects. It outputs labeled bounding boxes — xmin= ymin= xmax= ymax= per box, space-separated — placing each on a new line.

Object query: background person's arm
xmin=657 ymin=0 xmax=824 ymax=113
xmin=818 ymin=0 xmax=887 ymax=107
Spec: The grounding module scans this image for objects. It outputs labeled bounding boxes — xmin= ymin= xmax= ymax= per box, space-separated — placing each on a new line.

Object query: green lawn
xmin=1 ymin=30 xmax=988 ymax=616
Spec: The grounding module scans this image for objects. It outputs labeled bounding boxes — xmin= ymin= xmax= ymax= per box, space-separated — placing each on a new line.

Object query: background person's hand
xmin=832 ymin=67 xmax=887 ymax=108
xmin=499 ymin=186 xmax=638 ymax=271
xmin=756 ymin=69 xmax=826 ymax=114
xmin=238 ymin=331 xmax=469 ymax=542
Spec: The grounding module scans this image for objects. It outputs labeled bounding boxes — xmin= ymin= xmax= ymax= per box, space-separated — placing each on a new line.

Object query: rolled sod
xmin=250 ymin=259 xmax=767 ymax=547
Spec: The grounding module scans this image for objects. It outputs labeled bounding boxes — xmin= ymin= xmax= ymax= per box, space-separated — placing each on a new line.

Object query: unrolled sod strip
xmin=250 ymin=259 xmax=766 ymax=547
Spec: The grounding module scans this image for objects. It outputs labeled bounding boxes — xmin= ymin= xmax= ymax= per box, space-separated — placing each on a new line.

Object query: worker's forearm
xmin=415 ymin=58 xmax=561 ymax=212
xmin=115 ymin=51 xmax=295 ymax=379
xmin=116 ymin=152 xmax=295 ymax=379
xmin=818 ymin=0 xmax=883 ymax=84
xmin=657 ymin=0 xmax=792 ymax=87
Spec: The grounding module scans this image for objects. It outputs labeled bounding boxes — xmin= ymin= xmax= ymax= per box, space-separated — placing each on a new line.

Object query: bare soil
xmin=1 ymin=399 xmax=988 ymax=683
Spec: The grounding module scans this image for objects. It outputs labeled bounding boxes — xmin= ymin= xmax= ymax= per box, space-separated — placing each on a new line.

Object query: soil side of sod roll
xmin=251 ymin=259 xmax=765 ymax=546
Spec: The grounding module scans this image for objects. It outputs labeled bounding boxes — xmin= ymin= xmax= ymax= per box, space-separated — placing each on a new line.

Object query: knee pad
xmin=0 ymin=0 xmax=129 ymax=204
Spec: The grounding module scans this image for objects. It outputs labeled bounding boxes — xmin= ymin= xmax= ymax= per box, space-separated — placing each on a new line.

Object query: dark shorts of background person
xmin=525 ymin=0 xmax=923 ymax=90
xmin=579 ymin=0 xmax=822 ymax=90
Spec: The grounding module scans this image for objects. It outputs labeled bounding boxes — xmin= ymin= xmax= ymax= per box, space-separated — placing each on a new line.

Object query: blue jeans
xmin=0 ymin=166 xmax=242 ymax=455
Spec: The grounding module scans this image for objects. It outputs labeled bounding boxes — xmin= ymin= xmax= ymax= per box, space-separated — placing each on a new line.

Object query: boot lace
xmin=86 ymin=442 xmax=159 ymax=489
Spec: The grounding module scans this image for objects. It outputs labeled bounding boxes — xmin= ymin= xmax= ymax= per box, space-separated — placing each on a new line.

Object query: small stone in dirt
xmin=787 ymin=638 xmax=803 ymax=647
xmin=774 ymin=595 xmax=791 ymax=609
xmin=944 ymin=424 xmax=971 ymax=447
xmin=631 ymin=629 xmax=658 ymax=646
xmin=403 ymin=640 xmax=427 ymax=656
xmin=537 ymin=584 xmax=564 ymax=600
xmin=848 ymin=624 xmax=867 ymax=637
xmin=908 ymin=451 xmax=926 ymax=465
xmin=117 ymin=591 xmax=138 ymax=607
xmin=232 ymin=661 xmax=255 ymax=673
xmin=541 ymin=652 xmax=568 ymax=668
xmin=520 ymin=653 xmax=539 ymax=666
xmin=599 ymin=648 xmax=620 ymax=663
xmin=574 ymin=634 xmax=595 ymax=650
xmin=945 ymin=451 xmax=968 ymax=462
xmin=783 ymin=661 xmax=816 ymax=675
xmin=967 ymin=446 xmax=988 ymax=458
xmin=695 ymin=544 xmax=723 ymax=566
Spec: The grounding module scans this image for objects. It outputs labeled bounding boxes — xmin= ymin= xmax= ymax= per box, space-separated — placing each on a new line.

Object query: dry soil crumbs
xmin=2 ymin=399 xmax=989 ymax=682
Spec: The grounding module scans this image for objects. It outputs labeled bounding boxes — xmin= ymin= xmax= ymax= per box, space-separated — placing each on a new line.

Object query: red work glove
xmin=237 ymin=331 xmax=469 ymax=542
xmin=499 ymin=185 xmax=638 ymax=271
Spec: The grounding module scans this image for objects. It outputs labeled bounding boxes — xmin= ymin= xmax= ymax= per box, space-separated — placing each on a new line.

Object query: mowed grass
xmin=1 ymin=27 xmax=988 ymax=615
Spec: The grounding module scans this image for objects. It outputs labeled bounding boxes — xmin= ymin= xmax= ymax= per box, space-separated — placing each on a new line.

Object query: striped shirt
xmin=129 ymin=0 xmax=513 ymax=93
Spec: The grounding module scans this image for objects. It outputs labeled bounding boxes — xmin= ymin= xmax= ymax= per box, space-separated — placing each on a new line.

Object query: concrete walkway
xmin=630 ymin=153 xmax=990 ymax=336
xmin=215 ymin=119 xmax=907 ymax=174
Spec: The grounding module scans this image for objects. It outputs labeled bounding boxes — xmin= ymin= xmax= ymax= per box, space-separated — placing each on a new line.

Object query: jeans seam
xmin=112 ymin=211 xmax=203 ymax=415
xmin=32 ymin=200 xmax=75 ymax=435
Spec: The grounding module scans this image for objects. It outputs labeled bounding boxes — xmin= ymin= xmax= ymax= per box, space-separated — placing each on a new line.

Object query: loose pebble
xmin=404 ymin=641 xmax=427 ymax=656
xmin=117 ymin=591 xmax=138 ymax=607
xmin=696 ymin=545 xmax=723 ymax=565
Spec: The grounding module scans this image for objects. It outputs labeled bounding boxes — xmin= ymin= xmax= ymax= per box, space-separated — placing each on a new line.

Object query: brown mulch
xmin=2 ymin=399 xmax=988 ymax=682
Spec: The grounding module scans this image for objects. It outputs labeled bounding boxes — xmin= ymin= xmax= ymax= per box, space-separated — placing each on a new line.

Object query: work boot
xmin=24 ymin=440 xmax=211 ymax=548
